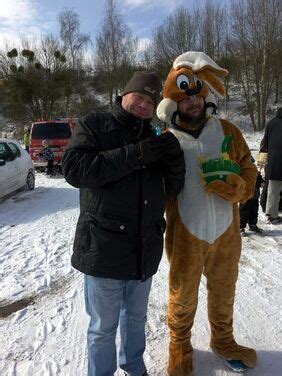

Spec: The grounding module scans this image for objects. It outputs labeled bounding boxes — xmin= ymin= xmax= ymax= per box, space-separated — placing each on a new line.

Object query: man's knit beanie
xmin=123 ymin=71 xmax=161 ymax=106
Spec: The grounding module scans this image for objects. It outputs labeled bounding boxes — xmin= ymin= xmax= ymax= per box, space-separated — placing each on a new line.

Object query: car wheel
xmin=26 ymin=171 xmax=35 ymax=190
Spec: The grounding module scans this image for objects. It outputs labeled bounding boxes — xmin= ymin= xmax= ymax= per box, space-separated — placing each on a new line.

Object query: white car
xmin=0 ymin=138 xmax=35 ymax=200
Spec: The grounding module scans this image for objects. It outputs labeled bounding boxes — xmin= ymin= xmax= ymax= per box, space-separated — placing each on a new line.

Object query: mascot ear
xmin=157 ymin=98 xmax=177 ymax=124
xmin=198 ymin=70 xmax=226 ymax=97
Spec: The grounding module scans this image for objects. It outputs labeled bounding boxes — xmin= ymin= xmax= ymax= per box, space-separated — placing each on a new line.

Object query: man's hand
xmin=135 ymin=136 xmax=164 ymax=165
xmin=205 ymin=173 xmax=246 ymax=203
xmin=161 ymin=132 xmax=182 ymax=157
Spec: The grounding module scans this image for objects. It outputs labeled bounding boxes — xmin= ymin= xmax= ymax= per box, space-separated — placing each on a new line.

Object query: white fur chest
xmin=171 ymin=117 xmax=233 ymax=244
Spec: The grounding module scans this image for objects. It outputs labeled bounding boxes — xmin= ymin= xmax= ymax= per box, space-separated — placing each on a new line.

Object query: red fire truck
xmin=29 ymin=118 xmax=77 ymax=169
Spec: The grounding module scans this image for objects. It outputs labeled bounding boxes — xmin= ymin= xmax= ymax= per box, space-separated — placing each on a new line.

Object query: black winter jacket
xmin=62 ymin=102 xmax=185 ymax=280
xmin=260 ymin=108 xmax=282 ymax=180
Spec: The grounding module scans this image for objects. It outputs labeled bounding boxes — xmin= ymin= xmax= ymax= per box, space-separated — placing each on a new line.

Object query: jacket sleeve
xmin=259 ymin=124 xmax=269 ymax=152
xmin=163 ymin=148 xmax=186 ymax=199
xmin=62 ymin=114 xmax=141 ymax=188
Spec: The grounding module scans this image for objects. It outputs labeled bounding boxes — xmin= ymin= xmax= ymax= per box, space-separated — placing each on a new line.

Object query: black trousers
xmin=46 ymin=159 xmax=54 ymax=175
xmin=239 ymin=199 xmax=259 ymax=228
xmin=260 ymin=180 xmax=268 ymax=212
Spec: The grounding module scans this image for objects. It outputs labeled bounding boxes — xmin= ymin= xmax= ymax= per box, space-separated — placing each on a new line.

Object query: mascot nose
xmin=185 ymin=80 xmax=202 ymax=96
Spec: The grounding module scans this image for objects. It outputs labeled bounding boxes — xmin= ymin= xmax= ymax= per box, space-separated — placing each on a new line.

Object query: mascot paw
xmin=205 ymin=173 xmax=246 ymax=203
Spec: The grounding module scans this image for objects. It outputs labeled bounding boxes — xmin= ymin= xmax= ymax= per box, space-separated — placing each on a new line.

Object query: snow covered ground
xmin=0 ymin=131 xmax=281 ymax=376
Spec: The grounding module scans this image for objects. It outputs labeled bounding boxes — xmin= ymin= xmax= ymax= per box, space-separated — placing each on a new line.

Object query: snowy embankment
xmin=0 ymin=142 xmax=281 ymax=375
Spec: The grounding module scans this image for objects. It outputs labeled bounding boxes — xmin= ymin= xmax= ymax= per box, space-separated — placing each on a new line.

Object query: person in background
xmin=62 ymin=71 xmax=185 ymax=376
xmin=260 ymin=107 xmax=282 ymax=224
xmin=23 ymin=127 xmax=31 ymax=153
xmin=37 ymin=139 xmax=55 ymax=176
xmin=239 ymin=160 xmax=264 ymax=236
xmin=260 ymin=174 xmax=282 ymax=213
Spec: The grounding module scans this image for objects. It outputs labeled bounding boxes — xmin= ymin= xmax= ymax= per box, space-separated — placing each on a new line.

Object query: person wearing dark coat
xmin=260 ymin=107 xmax=282 ymax=224
xmin=239 ymin=169 xmax=264 ymax=235
xmin=62 ymin=71 xmax=185 ymax=376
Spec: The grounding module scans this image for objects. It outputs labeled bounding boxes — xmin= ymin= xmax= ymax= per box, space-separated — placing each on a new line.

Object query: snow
xmin=0 ymin=132 xmax=281 ymax=376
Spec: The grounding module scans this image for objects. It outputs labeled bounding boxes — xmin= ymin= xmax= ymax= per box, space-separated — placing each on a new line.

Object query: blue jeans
xmin=84 ymin=275 xmax=152 ymax=376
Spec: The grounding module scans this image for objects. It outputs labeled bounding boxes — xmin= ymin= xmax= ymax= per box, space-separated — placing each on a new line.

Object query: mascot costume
xmin=157 ymin=51 xmax=257 ymax=375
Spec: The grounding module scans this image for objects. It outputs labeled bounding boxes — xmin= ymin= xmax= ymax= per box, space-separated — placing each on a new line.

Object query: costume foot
xmin=211 ymin=342 xmax=257 ymax=370
xmin=168 ymin=342 xmax=193 ymax=376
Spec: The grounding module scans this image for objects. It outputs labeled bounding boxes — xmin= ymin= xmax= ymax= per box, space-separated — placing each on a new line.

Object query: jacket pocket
xmin=88 ymin=213 xmax=128 ymax=234
xmin=84 ymin=213 xmax=134 ymax=271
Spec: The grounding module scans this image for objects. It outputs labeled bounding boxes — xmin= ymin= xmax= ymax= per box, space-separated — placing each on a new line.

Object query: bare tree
xmin=149 ymin=6 xmax=197 ymax=76
xmin=229 ymin=0 xmax=281 ymax=130
xmin=95 ymin=0 xmax=138 ymax=106
xmin=148 ymin=4 xmax=228 ymax=78
xmin=58 ymin=9 xmax=91 ymax=115
xmin=58 ymin=8 xmax=91 ymax=69
xmin=195 ymin=1 xmax=228 ymax=59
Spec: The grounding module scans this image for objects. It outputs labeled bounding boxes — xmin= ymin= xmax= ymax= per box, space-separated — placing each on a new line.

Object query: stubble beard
xmin=178 ymin=106 xmax=207 ymax=130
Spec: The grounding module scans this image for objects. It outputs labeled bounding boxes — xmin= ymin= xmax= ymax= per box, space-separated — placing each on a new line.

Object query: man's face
xmin=121 ymin=92 xmax=155 ymax=119
xmin=178 ymin=95 xmax=206 ymax=126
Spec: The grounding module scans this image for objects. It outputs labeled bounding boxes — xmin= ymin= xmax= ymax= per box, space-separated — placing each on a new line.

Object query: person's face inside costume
xmin=178 ymin=95 xmax=206 ymax=129
xmin=122 ymin=92 xmax=155 ymax=120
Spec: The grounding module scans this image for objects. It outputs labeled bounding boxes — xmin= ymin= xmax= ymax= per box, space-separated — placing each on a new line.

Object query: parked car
xmin=0 ymin=138 xmax=35 ymax=200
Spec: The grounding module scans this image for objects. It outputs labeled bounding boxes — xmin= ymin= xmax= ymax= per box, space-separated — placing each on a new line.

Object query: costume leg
xmin=203 ymin=217 xmax=257 ymax=368
xmin=84 ymin=275 xmax=123 ymax=376
xmin=167 ymin=232 xmax=206 ymax=376
xmin=119 ymin=278 xmax=152 ymax=375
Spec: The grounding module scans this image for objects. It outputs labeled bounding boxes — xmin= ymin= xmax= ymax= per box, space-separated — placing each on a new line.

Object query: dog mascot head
xmin=157 ymin=51 xmax=228 ymax=124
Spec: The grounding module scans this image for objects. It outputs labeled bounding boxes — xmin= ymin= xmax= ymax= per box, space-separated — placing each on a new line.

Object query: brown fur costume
xmin=157 ymin=52 xmax=257 ymax=375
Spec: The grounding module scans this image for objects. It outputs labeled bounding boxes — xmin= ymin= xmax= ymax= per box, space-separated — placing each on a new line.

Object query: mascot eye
xmin=176 ymin=75 xmax=190 ymax=90
xmin=194 ymin=75 xmax=202 ymax=88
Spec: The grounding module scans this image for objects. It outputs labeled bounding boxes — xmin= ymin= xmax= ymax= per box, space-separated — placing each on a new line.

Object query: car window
xmin=0 ymin=142 xmax=15 ymax=162
xmin=31 ymin=122 xmax=71 ymax=139
xmin=8 ymin=142 xmax=21 ymax=158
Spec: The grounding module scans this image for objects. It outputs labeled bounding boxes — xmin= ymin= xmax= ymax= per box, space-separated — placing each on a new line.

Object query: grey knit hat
xmin=123 ymin=71 xmax=162 ymax=106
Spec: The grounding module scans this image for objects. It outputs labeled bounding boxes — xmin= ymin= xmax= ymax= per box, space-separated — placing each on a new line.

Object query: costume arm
xmin=206 ymin=120 xmax=257 ymax=203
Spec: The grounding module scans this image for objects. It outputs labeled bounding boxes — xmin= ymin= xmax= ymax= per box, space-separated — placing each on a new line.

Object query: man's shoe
xmin=240 ymin=228 xmax=247 ymax=237
xmin=225 ymin=359 xmax=250 ymax=373
xmin=249 ymin=225 xmax=263 ymax=233
xmin=267 ymin=216 xmax=281 ymax=224
xmin=124 ymin=372 xmax=148 ymax=376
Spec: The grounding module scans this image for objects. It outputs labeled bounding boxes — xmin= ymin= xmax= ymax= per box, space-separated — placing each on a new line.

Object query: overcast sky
xmin=0 ymin=0 xmax=228 ymax=51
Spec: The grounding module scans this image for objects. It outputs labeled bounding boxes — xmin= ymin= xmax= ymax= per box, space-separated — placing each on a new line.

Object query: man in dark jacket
xmin=62 ymin=71 xmax=185 ymax=376
xmin=260 ymin=107 xmax=282 ymax=224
